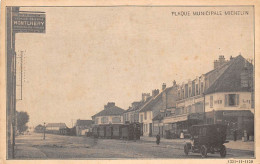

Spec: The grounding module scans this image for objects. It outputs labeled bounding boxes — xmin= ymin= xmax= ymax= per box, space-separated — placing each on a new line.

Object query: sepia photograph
xmin=1 ymin=1 xmax=259 ymax=163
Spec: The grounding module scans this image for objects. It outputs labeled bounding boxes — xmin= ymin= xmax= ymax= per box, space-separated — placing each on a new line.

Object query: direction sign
xmin=12 ymin=12 xmax=45 ymax=33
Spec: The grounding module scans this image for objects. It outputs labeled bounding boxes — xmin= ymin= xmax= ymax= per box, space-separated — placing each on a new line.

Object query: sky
xmin=14 ymin=6 xmax=254 ymax=128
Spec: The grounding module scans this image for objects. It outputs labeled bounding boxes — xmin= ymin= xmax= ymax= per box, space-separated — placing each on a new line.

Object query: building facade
xmin=75 ymin=119 xmax=93 ymax=136
xmin=162 ymin=55 xmax=254 ymax=139
xmin=123 ymin=93 xmax=152 ymax=124
xmin=92 ymin=102 xmax=125 ymax=125
xmin=139 ymin=82 xmax=178 ymax=137
xmin=45 ymin=123 xmax=67 ymax=134
xmin=204 ymin=55 xmax=254 ymax=138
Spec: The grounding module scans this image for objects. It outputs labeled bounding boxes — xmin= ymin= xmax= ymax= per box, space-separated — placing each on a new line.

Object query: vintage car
xmin=184 ymin=124 xmax=228 ymax=158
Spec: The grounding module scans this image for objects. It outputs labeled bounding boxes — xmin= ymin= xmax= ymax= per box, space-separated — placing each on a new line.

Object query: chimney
xmin=230 ymin=56 xmax=233 ymax=60
xmin=162 ymin=83 xmax=166 ymax=90
xmin=214 ymin=55 xmax=227 ymax=69
xmin=152 ymin=89 xmax=159 ymax=97
xmin=142 ymin=93 xmax=150 ymax=102
xmin=104 ymin=102 xmax=115 ymax=109
xmin=173 ymin=80 xmax=176 ymax=86
xmin=219 ymin=55 xmax=225 ymax=62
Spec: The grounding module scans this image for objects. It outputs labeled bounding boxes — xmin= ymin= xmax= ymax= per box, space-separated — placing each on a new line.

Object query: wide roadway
xmin=14 ymin=133 xmax=254 ymax=159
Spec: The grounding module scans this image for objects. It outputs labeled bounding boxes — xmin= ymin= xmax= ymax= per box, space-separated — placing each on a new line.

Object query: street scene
xmin=5 ymin=6 xmax=255 ymax=160
xmin=15 ymin=133 xmax=253 ymax=159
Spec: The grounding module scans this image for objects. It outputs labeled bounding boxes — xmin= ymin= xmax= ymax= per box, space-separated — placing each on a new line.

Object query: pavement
xmin=13 ymin=133 xmax=254 ymax=159
xmin=140 ymin=136 xmax=255 ymax=151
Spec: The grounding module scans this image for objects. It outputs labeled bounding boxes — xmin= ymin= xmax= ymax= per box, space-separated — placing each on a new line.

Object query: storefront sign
xmin=188 ymin=113 xmax=204 ymax=120
xmin=163 ymin=115 xmax=188 ymax=124
xmin=12 ymin=13 xmax=46 ymax=33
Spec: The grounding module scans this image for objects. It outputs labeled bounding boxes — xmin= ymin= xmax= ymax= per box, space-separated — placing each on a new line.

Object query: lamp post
xmin=43 ymin=122 xmax=46 ymax=140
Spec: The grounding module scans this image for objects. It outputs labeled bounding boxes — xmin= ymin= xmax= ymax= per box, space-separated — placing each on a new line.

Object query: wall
xmin=140 ymin=111 xmax=153 ymax=136
xmin=124 ymin=110 xmax=139 ymax=123
xmin=94 ymin=115 xmax=123 ymax=125
xmin=46 ymin=127 xmax=60 ymax=130
xmin=205 ymin=92 xmax=252 ymax=112
xmin=166 ymin=87 xmax=178 ymax=109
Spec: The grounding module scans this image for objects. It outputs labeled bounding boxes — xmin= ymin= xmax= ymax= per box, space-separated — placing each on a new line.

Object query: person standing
xmin=233 ymin=129 xmax=237 ymax=141
xmin=156 ymin=133 xmax=161 ymax=145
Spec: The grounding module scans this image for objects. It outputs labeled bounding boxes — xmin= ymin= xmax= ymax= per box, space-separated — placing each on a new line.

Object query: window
xmin=140 ymin=114 xmax=143 ymax=123
xmin=124 ymin=113 xmax=127 ymax=121
xmin=95 ymin=118 xmax=99 ymax=124
xmin=144 ymin=112 xmax=147 ymax=120
xmin=192 ymin=82 xmax=195 ymax=96
xmin=196 ymin=84 xmax=199 ymax=95
xmin=188 ymin=106 xmax=192 ymax=113
xmin=225 ymin=94 xmax=239 ymax=106
xmin=101 ymin=117 xmax=108 ymax=124
xmin=112 ymin=116 xmax=121 ymax=123
xmin=185 ymin=84 xmax=188 ymax=98
xmin=184 ymin=107 xmax=187 ymax=114
xmin=189 ymin=87 xmax=192 ymax=97
xmin=241 ymin=71 xmax=249 ymax=87
xmin=188 ymin=107 xmax=192 ymax=113
xmin=201 ymin=83 xmax=204 ymax=94
xmin=210 ymin=96 xmax=213 ymax=108
xmin=130 ymin=114 xmax=134 ymax=122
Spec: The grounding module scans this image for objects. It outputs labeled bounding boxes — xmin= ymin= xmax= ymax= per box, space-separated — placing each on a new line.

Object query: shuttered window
xmin=225 ymin=94 xmax=240 ymax=106
xmin=210 ymin=96 xmax=213 ymax=108
xmin=225 ymin=95 xmax=228 ymax=106
xmin=236 ymin=94 xmax=240 ymax=105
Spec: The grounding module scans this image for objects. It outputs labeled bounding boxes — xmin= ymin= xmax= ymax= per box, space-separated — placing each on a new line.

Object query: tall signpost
xmin=6 ymin=7 xmax=45 ymax=159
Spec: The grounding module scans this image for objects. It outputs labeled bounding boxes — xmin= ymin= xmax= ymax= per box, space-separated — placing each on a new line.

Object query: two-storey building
xmin=123 ymin=93 xmax=151 ymax=124
xmin=92 ymin=102 xmax=125 ymax=125
xmin=139 ymin=82 xmax=178 ymax=137
xmin=204 ymin=55 xmax=254 ymax=138
xmin=162 ymin=55 xmax=254 ymax=139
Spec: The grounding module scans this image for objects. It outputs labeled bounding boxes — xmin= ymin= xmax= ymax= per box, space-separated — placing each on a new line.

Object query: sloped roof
xmin=76 ymin=120 xmax=93 ymax=126
xmin=152 ymin=113 xmax=164 ymax=121
xmin=92 ymin=106 xmax=125 ymax=117
xmin=46 ymin=123 xmax=67 ymax=128
xmin=139 ymin=86 xmax=174 ymax=112
xmin=205 ymin=61 xmax=230 ymax=76
xmin=125 ymin=97 xmax=153 ymax=113
xmin=204 ymin=55 xmax=253 ymax=94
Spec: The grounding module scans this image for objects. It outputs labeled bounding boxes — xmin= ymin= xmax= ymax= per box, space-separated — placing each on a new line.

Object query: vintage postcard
xmin=0 ymin=0 xmax=259 ymax=163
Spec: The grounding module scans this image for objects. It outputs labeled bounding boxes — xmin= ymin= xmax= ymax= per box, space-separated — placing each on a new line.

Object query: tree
xmin=16 ymin=111 xmax=29 ymax=134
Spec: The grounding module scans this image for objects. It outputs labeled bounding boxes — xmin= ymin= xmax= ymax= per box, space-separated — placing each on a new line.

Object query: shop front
xmin=162 ymin=113 xmax=204 ymax=139
xmin=205 ymin=110 xmax=254 ymax=139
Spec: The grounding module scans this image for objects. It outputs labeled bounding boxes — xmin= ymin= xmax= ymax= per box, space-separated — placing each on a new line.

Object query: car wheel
xmin=184 ymin=144 xmax=189 ymax=155
xmin=200 ymin=145 xmax=208 ymax=158
xmin=220 ymin=145 xmax=227 ymax=158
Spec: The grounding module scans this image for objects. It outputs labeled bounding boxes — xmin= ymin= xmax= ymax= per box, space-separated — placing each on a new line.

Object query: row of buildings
xmin=91 ymin=55 xmax=254 ymax=139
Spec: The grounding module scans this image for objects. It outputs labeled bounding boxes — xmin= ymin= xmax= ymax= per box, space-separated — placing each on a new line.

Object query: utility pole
xmin=6 ymin=7 xmax=45 ymax=159
xmin=43 ymin=122 xmax=46 ymax=140
xmin=6 ymin=7 xmax=19 ymax=159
